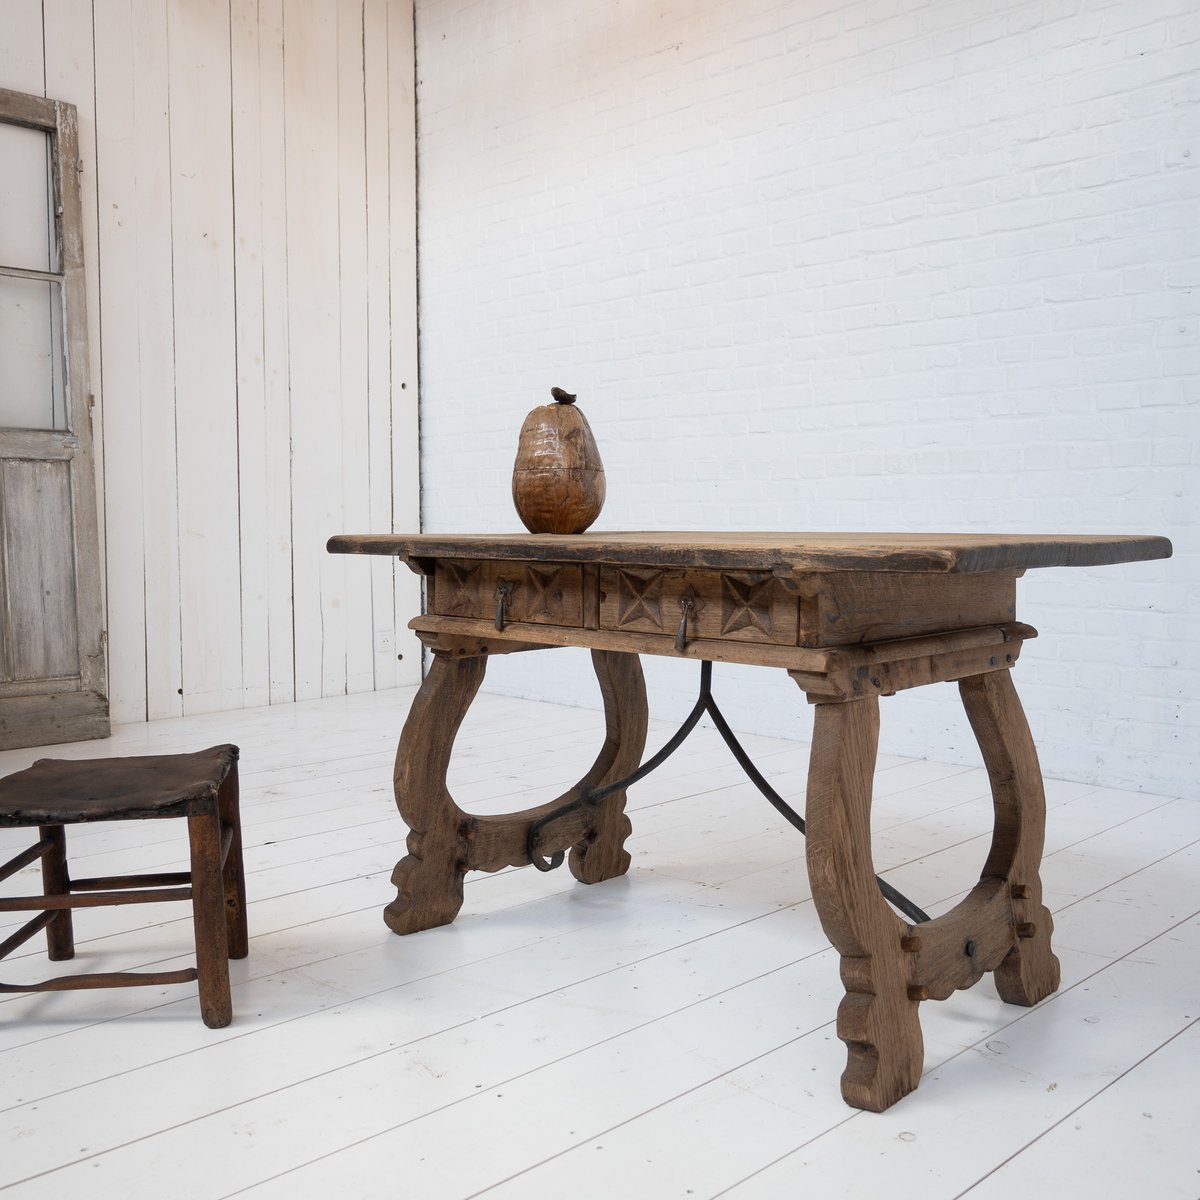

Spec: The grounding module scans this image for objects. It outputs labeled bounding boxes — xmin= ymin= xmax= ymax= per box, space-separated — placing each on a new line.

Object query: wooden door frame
xmin=0 ymin=87 xmax=108 ymax=747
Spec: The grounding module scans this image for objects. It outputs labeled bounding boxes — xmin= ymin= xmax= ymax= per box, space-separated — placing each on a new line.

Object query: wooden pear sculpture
xmin=511 ymin=387 xmax=606 ymax=534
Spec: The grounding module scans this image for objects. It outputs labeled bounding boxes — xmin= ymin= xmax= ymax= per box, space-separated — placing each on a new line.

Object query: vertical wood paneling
xmin=284 ymin=0 xmax=344 ymax=702
xmin=130 ymin=1 xmax=186 ymax=720
xmin=255 ymin=0 xmax=297 ymax=706
xmin=91 ymin=0 xmax=147 ymax=723
xmin=337 ymin=1 xmax=375 ymax=697
xmin=167 ymin=0 xmax=243 ymax=714
xmin=388 ymin=0 xmax=422 ymax=683
xmin=93 ymin=0 xmax=186 ymax=722
xmin=230 ymin=0 xmax=271 ymax=710
xmin=364 ymin=0 xmax=398 ymax=691
xmin=8 ymin=0 xmax=420 ymax=723
xmin=0 ymin=1 xmax=45 ymax=92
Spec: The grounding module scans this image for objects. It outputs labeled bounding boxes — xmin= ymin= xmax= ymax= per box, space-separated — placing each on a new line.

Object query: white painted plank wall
xmin=387 ymin=0 xmax=420 ymax=664
xmin=169 ymin=0 xmax=243 ymax=715
xmin=230 ymin=0 xmax=271 ymax=711
xmin=0 ymin=0 xmax=422 ymax=724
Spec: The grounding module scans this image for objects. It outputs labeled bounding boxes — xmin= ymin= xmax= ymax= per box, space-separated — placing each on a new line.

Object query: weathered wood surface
xmin=417 ymin=555 xmax=1024 ymax=651
xmin=0 ymin=430 xmax=78 ymax=461
xmin=0 ymin=744 xmax=239 ymax=824
xmin=29 ymin=6 xmax=421 ymax=725
xmin=188 ymin=807 xmax=234 ymax=1027
xmin=1 ymin=459 xmax=81 ymax=681
xmin=0 ymin=88 xmax=108 ymax=748
xmin=385 ymin=649 xmax=647 ymax=935
xmin=960 ymin=670 xmax=1061 ymax=1007
xmin=328 ymin=530 xmax=1172 ymax=575
xmin=218 ymin=758 xmax=249 ymax=961
xmin=804 ymin=696 xmax=924 ymax=1111
xmin=432 ymin=559 xmax=585 ymax=627
xmin=52 ymin=95 xmax=108 ymax=715
xmin=0 ymin=89 xmax=109 ymax=748
xmin=410 ymin=613 xmax=1033 ymax=689
xmin=0 ymin=746 xmax=246 ymax=1027
xmin=385 ymin=651 xmax=486 ymax=934
xmin=0 ymin=85 xmax=57 ymax=130
xmin=800 ymin=666 xmax=1063 ymax=1111
xmin=341 ymin=529 xmax=1165 ymax=1110
xmin=0 ymin=690 xmax=111 ymax=753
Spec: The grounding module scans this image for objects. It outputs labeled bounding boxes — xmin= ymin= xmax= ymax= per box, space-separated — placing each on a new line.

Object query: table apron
xmin=410 ymin=614 xmax=1035 ymax=700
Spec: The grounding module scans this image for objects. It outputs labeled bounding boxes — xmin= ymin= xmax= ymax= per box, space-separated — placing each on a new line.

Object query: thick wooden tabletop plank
xmin=327 ymin=531 xmax=1172 ymax=574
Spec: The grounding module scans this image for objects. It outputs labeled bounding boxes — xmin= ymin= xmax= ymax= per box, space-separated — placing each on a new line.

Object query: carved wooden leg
xmin=805 ymin=696 xmax=923 ymax=1112
xmin=568 ymin=651 xmax=649 ymax=884
xmin=385 ymin=652 xmax=486 ymax=935
xmin=386 ymin=649 xmax=647 ymax=934
xmin=960 ymin=670 xmax=1061 ymax=1006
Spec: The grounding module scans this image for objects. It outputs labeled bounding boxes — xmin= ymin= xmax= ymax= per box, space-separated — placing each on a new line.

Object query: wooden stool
xmin=0 ymin=744 xmax=247 ymax=1028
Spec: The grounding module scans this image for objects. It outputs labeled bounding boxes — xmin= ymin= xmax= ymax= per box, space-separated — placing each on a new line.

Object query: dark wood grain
xmin=0 ymin=745 xmax=239 ymax=824
xmin=189 ymin=808 xmax=233 ymax=1027
xmin=0 ymin=747 xmax=246 ymax=1027
xmin=385 ymin=648 xmax=648 ymax=935
xmin=328 ymin=531 xmax=1172 ymax=575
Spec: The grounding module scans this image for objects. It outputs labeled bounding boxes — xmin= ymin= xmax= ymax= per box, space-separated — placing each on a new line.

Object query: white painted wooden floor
xmin=1 ymin=683 xmax=1197 ymax=1199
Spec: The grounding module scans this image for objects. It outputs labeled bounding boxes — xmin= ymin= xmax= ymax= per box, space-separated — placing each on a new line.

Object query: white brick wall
xmin=415 ymin=0 xmax=1197 ymax=796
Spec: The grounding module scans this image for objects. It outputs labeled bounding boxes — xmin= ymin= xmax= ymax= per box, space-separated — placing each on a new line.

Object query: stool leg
xmin=188 ymin=808 xmax=233 ymax=1028
xmin=39 ymin=825 xmax=75 ymax=961
xmin=218 ymin=762 xmax=249 ymax=960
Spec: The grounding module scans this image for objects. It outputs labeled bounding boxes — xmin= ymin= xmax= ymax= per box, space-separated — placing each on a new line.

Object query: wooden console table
xmin=327 ymin=531 xmax=1171 ymax=1111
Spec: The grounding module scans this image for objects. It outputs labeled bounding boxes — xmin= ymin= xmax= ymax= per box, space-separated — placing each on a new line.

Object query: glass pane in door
xmin=0 ymin=275 xmax=67 ymax=430
xmin=0 ymin=122 xmax=56 ymax=273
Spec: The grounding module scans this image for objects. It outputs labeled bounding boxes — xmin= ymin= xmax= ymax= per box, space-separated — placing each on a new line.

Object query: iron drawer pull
xmin=495 ymin=581 xmax=514 ymax=631
xmin=675 ymin=596 xmax=695 ymax=653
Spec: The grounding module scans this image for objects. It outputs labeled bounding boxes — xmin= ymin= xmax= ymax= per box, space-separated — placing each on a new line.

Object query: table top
xmin=327 ymin=531 xmax=1172 ymax=575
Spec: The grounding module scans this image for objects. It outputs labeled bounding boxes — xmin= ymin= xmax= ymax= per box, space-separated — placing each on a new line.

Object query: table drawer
xmin=430 ymin=559 xmax=584 ymax=627
xmin=598 ymin=566 xmax=799 ymax=646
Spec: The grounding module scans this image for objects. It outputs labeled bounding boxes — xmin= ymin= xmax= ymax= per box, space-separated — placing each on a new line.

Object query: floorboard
xmin=0 ymin=684 xmax=1193 ymax=1199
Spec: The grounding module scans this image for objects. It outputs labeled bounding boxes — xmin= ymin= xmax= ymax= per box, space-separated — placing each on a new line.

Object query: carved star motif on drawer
xmin=438 ymin=561 xmax=480 ymax=616
xmin=525 ymin=566 xmax=565 ymax=620
xmin=616 ymin=569 xmax=664 ymax=629
xmin=721 ymin=574 xmax=775 ymax=638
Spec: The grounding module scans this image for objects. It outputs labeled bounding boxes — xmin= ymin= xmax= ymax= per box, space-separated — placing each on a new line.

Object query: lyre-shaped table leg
xmin=385 ymin=649 xmax=648 ymax=935
xmin=566 ymin=650 xmax=648 ymax=884
xmin=803 ymin=669 xmax=1063 ymax=1111
xmin=386 ymin=652 xmax=486 ymax=935
xmin=805 ymin=696 xmax=923 ymax=1112
xmin=960 ymin=670 xmax=1061 ymax=1006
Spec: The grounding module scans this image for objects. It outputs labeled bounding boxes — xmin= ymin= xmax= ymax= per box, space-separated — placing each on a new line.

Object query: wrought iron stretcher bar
xmin=526 ymin=659 xmax=931 ymax=926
